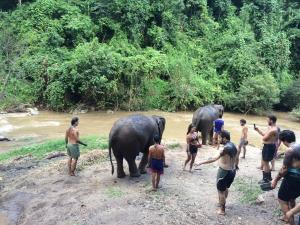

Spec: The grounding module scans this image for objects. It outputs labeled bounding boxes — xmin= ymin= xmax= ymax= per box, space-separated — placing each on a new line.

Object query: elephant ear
xmin=152 ymin=116 xmax=166 ymax=141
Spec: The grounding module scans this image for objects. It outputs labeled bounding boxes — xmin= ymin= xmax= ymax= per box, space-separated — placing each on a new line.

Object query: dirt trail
xmin=0 ymin=145 xmax=298 ymax=225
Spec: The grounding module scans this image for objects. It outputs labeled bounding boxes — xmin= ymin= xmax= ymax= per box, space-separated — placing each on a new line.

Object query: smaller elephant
xmin=109 ymin=114 xmax=166 ymax=178
xmin=192 ymin=104 xmax=224 ymax=145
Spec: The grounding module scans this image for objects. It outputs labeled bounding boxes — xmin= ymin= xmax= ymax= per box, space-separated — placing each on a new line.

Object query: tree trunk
xmin=18 ymin=0 xmax=22 ymax=5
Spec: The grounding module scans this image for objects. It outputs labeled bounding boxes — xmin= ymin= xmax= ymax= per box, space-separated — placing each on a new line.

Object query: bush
xmin=281 ymin=78 xmax=300 ymax=110
xmin=231 ymin=73 xmax=280 ymax=114
xmin=290 ymin=107 xmax=300 ymax=121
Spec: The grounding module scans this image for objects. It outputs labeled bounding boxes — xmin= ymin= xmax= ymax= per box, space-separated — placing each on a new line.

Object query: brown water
xmin=0 ymin=111 xmax=299 ymax=152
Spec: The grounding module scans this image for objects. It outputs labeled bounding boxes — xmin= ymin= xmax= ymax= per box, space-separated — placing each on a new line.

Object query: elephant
xmin=192 ymin=104 xmax=224 ymax=145
xmin=109 ymin=114 xmax=166 ymax=178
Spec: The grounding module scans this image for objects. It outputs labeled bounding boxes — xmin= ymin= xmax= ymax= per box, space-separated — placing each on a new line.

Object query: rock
xmin=0 ymin=136 xmax=12 ymax=141
xmin=26 ymin=107 xmax=39 ymax=115
xmin=106 ymin=110 xmax=114 ymax=114
xmin=256 ymin=195 xmax=265 ymax=204
xmin=6 ymin=103 xmax=32 ymax=113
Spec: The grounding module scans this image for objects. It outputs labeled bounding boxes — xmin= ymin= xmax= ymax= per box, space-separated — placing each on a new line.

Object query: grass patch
xmin=105 ymin=187 xmax=124 ymax=198
xmin=167 ymin=143 xmax=180 ymax=150
xmin=0 ymin=136 xmax=108 ymax=162
xmin=233 ymin=177 xmax=263 ymax=204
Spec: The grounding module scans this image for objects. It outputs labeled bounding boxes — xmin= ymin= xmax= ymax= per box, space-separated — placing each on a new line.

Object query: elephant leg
xmin=138 ymin=153 xmax=148 ymax=174
xmin=126 ymin=157 xmax=140 ymax=177
xmin=116 ymin=156 xmax=126 ymax=178
xmin=209 ymin=127 xmax=214 ymax=145
xmin=201 ymin=131 xmax=207 ymax=145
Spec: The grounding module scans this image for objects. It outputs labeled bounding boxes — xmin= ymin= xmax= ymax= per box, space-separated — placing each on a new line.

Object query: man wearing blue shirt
xmin=213 ymin=115 xmax=224 ymax=150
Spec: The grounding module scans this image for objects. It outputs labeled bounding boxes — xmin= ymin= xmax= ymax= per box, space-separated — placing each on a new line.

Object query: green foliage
xmin=290 ymin=106 xmax=300 ymax=121
xmin=0 ymin=0 xmax=299 ymax=112
xmin=281 ymin=78 xmax=300 ymax=110
xmin=0 ymin=136 xmax=108 ymax=162
xmin=234 ymin=177 xmax=263 ymax=204
xmin=230 ymin=74 xmax=280 ymax=114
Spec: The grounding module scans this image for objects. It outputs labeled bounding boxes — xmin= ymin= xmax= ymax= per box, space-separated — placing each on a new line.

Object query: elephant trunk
xmin=109 ymin=142 xmax=114 ymax=175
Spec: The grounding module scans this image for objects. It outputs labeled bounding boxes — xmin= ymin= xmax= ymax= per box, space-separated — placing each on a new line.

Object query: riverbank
xmin=0 ymin=136 xmax=108 ymax=162
xmin=1 ymin=110 xmax=300 ymax=153
xmin=0 ymin=141 xmax=298 ymax=225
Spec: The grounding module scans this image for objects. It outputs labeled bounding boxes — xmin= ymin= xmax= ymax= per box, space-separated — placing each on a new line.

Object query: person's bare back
xmin=149 ymin=144 xmax=165 ymax=160
xmin=66 ymin=126 xmax=79 ymax=144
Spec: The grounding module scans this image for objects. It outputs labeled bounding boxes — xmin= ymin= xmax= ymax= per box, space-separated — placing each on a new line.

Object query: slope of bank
xmin=1 ymin=142 xmax=297 ymax=225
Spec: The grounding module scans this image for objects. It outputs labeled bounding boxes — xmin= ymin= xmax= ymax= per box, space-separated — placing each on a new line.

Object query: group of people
xmin=65 ymin=115 xmax=300 ymax=224
xmin=181 ymin=114 xmax=300 ymax=224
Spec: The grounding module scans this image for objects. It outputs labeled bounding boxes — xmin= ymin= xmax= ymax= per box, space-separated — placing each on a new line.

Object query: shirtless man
xmin=197 ymin=130 xmax=237 ymax=215
xmin=65 ymin=117 xmax=86 ymax=176
xmin=148 ymin=134 xmax=165 ymax=191
xmin=255 ymin=115 xmax=278 ymax=184
xmin=271 ymin=130 xmax=299 ymax=225
xmin=236 ymin=119 xmax=248 ymax=169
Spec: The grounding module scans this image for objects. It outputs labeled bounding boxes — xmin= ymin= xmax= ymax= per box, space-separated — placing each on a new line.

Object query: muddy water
xmin=0 ymin=111 xmax=299 ymax=152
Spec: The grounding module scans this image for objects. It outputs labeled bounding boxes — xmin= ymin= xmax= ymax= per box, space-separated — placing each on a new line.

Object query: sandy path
xmin=0 ymin=145 xmax=298 ymax=225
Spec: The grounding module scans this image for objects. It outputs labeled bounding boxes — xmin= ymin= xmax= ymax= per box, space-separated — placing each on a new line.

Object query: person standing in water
xmin=65 ymin=117 xmax=87 ymax=176
xmin=196 ymin=130 xmax=237 ymax=215
xmin=271 ymin=130 xmax=299 ymax=225
xmin=148 ymin=134 xmax=165 ymax=191
xmin=255 ymin=115 xmax=279 ymax=184
xmin=184 ymin=124 xmax=202 ymax=172
xmin=236 ymin=119 xmax=248 ymax=169
xmin=213 ymin=115 xmax=224 ymax=150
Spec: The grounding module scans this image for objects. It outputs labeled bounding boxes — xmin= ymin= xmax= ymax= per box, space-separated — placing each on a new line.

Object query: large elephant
xmin=109 ymin=114 xmax=166 ymax=178
xmin=192 ymin=104 xmax=224 ymax=145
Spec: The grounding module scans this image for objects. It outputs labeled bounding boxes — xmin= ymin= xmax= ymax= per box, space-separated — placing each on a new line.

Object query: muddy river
xmin=0 ymin=111 xmax=299 ymax=152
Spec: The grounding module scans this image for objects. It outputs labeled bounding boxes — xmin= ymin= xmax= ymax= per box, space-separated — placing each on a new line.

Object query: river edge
xmin=1 ymin=143 xmax=297 ymax=225
xmin=2 ymin=110 xmax=300 ymax=154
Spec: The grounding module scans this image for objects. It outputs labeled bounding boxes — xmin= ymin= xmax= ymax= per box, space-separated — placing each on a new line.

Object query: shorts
xmin=67 ymin=144 xmax=80 ymax=159
xmin=262 ymin=144 xmax=276 ymax=162
xmin=278 ymin=174 xmax=300 ymax=202
xmin=188 ymin=145 xmax=198 ymax=154
xmin=151 ymin=158 xmax=164 ymax=175
xmin=239 ymin=139 xmax=248 ymax=148
xmin=217 ymin=167 xmax=236 ymax=192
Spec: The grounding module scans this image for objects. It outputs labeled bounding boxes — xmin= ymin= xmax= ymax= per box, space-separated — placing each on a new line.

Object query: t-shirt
xmin=214 ymin=119 xmax=224 ymax=132
xmin=222 ymin=141 xmax=237 ymax=158
xmin=219 ymin=141 xmax=237 ymax=170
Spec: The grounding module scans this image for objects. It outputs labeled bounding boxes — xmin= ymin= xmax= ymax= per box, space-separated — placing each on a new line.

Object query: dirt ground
xmin=0 ymin=144 xmax=299 ymax=225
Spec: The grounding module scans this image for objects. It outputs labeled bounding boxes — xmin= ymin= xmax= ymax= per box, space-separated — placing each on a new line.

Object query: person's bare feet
xmin=151 ymin=188 xmax=157 ymax=192
xmin=70 ymin=172 xmax=75 ymax=176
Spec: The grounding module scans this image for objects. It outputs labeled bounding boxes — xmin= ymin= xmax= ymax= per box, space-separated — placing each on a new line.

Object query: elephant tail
xmin=109 ymin=142 xmax=114 ymax=175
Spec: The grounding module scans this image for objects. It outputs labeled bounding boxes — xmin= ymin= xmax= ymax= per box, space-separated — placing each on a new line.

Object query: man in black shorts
xmin=197 ymin=130 xmax=237 ymax=215
xmin=271 ymin=130 xmax=299 ymax=225
xmin=255 ymin=115 xmax=279 ymax=183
